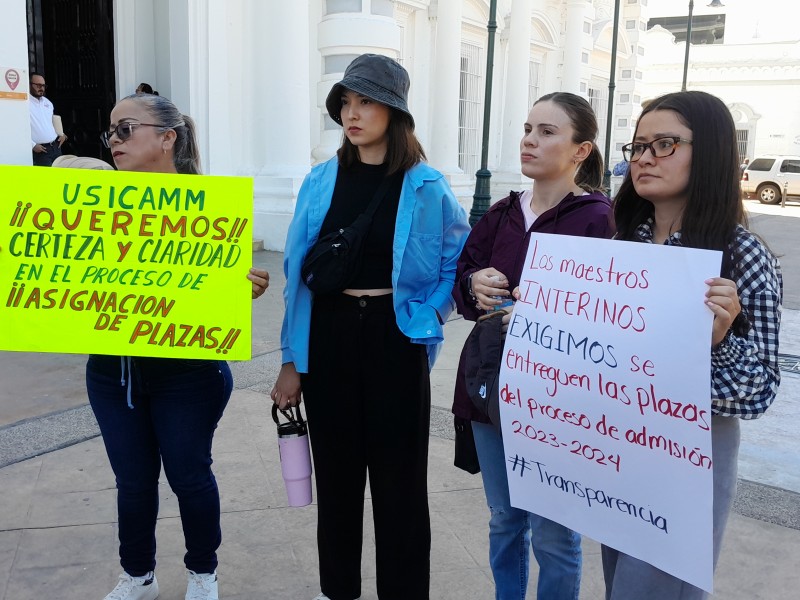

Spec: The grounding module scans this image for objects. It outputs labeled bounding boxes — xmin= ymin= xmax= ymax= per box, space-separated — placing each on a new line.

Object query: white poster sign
xmin=500 ymin=233 xmax=721 ymax=592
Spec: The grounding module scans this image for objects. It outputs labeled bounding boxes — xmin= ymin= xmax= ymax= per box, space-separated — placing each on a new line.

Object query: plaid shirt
xmin=633 ymin=220 xmax=782 ymax=419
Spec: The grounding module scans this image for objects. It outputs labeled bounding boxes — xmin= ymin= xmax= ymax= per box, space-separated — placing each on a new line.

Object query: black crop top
xmin=318 ymin=162 xmax=403 ymax=290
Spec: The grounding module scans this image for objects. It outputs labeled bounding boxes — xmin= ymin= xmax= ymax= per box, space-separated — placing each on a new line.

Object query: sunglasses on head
xmin=100 ymin=122 xmax=166 ymax=148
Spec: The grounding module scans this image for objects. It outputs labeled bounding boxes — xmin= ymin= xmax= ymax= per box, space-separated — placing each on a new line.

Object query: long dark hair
xmin=614 ymin=91 xmax=755 ymax=337
xmin=533 ymin=92 xmax=604 ymax=192
xmin=613 ymin=91 xmax=746 ymax=252
xmin=119 ymin=93 xmax=201 ymax=174
xmin=337 ymin=108 xmax=425 ymax=175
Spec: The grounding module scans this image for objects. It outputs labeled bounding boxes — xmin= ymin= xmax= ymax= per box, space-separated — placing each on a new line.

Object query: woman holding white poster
xmin=452 ymin=92 xmax=613 ymax=600
xmin=602 ymin=91 xmax=782 ymax=598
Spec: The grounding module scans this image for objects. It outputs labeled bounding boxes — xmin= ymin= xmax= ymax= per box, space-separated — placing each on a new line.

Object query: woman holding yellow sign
xmin=82 ymin=93 xmax=268 ymax=600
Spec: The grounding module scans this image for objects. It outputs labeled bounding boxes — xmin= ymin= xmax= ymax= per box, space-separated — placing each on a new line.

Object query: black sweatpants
xmin=301 ymin=293 xmax=431 ymax=600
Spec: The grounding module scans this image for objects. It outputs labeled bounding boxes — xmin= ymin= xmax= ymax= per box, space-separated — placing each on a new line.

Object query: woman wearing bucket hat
xmin=272 ymin=53 xmax=470 ymax=600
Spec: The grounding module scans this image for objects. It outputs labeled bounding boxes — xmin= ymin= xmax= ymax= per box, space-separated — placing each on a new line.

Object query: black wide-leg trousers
xmin=301 ymin=293 xmax=431 ymax=600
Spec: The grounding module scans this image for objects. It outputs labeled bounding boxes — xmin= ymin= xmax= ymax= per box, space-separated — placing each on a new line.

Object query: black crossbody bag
xmin=301 ymin=176 xmax=395 ymax=294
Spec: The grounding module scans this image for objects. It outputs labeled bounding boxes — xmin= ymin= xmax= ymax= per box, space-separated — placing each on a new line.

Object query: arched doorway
xmin=728 ymin=103 xmax=760 ymax=161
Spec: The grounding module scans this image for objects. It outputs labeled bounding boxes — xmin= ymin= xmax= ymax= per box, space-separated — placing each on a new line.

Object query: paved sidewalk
xmin=0 ymin=249 xmax=798 ymax=599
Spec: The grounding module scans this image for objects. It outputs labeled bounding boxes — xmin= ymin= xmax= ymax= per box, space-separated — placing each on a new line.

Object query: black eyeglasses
xmin=621 ymin=137 xmax=693 ymax=162
xmin=101 ymin=122 xmax=166 ymax=148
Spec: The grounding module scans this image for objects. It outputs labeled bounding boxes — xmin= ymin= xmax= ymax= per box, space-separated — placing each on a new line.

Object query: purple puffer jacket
xmin=452 ymin=190 xmax=614 ymax=422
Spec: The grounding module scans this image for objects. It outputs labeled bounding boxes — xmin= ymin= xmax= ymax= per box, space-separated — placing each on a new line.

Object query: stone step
xmin=252 ymin=239 xmax=264 ymax=252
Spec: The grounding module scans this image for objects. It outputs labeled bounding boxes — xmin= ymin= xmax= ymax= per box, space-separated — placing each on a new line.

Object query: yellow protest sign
xmin=0 ymin=165 xmax=253 ymax=360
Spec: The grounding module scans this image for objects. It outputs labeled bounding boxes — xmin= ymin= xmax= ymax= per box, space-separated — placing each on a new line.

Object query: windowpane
xmin=324 ymin=54 xmax=359 ymax=75
xmin=749 ymin=159 xmax=775 ymax=171
xmin=371 ymin=0 xmax=393 ymax=17
xmin=528 ymin=61 xmax=541 ymax=110
xmin=588 ymin=87 xmax=607 ymax=151
xmin=781 ymin=160 xmax=800 ymax=174
xmin=326 ymin=0 xmax=362 ymax=14
xmin=459 ymin=43 xmax=482 ymax=176
xmin=735 ymin=129 xmax=748 ymax=162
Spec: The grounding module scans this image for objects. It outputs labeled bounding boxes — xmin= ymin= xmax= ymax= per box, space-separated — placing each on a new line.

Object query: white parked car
xmin=741 ymin=155 xmax=800 ymax=204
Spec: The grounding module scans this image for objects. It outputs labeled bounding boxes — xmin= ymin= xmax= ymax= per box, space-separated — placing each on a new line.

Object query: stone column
xmin=427 ymin=0 xmax=463 ymax=173
xmin=562 ymin=0 xmax=588 ymax=93
xmin=200 ymin=1 xmax=234 ymax=174
xmin=254 ymin=0 xmax=311 ymax=178
xmin=165 ymin=0 xmax=192 ymax=119
xmin=248 ymin=0 xmax=313 ymax=249
xmin=499 ymin=0 xmax=533 ymax=172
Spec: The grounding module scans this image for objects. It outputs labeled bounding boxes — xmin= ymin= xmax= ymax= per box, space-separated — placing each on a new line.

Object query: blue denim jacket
xmin=281 ymin=157 xmax=470 ymax=373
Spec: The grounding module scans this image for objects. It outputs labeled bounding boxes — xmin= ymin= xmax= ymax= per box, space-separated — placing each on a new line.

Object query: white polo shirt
xmin=29 ymin=95 xmax=58 ymax=148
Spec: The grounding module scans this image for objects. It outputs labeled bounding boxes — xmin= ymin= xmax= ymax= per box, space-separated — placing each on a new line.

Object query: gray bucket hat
xmin=325 ymin=54 xmax=414 ymax=127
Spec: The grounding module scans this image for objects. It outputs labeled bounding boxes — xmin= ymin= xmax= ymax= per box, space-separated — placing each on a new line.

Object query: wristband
xmin=467 ymin=273 xmax=477 ymax=301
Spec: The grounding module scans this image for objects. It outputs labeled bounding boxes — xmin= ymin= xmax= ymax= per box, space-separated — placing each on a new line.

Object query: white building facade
xmin=639 ymin=0 xmax=800 ymax=162
xmin=2 ymin=0 xmax=798 ymax=250
xmin=109 ymin=0 xmax=635 ymax=249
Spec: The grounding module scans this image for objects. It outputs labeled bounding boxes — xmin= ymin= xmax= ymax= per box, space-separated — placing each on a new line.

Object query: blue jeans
xmin=86 ymin=355 xmax=233 ymax=576
xmin=472 ymin=421 xmax=582 ymax=600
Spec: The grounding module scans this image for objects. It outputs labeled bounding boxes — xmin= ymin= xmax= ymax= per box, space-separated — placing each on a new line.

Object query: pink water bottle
xmin=272 ymin=404 xmax=313 ymax=507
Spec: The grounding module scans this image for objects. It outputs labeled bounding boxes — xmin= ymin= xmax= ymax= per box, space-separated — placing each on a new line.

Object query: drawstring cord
xmin=119 ymin=356 xmax=134 ymax=409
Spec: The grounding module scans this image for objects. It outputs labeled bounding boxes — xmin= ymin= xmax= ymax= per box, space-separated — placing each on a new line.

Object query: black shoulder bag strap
xmin=355 ymin=171 xmax=398 ymax=228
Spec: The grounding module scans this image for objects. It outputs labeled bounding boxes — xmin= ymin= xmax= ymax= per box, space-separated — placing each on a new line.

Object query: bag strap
xmin=361 ymin=172 xmax=398 ymax=221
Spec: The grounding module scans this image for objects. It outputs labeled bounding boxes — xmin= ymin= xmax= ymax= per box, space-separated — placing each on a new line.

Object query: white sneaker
xmin=186 ymin=570 xmax=219 ymax=600
xmin=104 ymin=571 xmax=159 ymax=600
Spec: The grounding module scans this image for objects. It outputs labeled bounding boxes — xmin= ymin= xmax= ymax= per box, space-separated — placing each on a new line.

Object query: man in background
xmin=740 ymin=157 xmax=750 ymax=175
xmin=29 ymin=73 xmax=67 ymax=166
